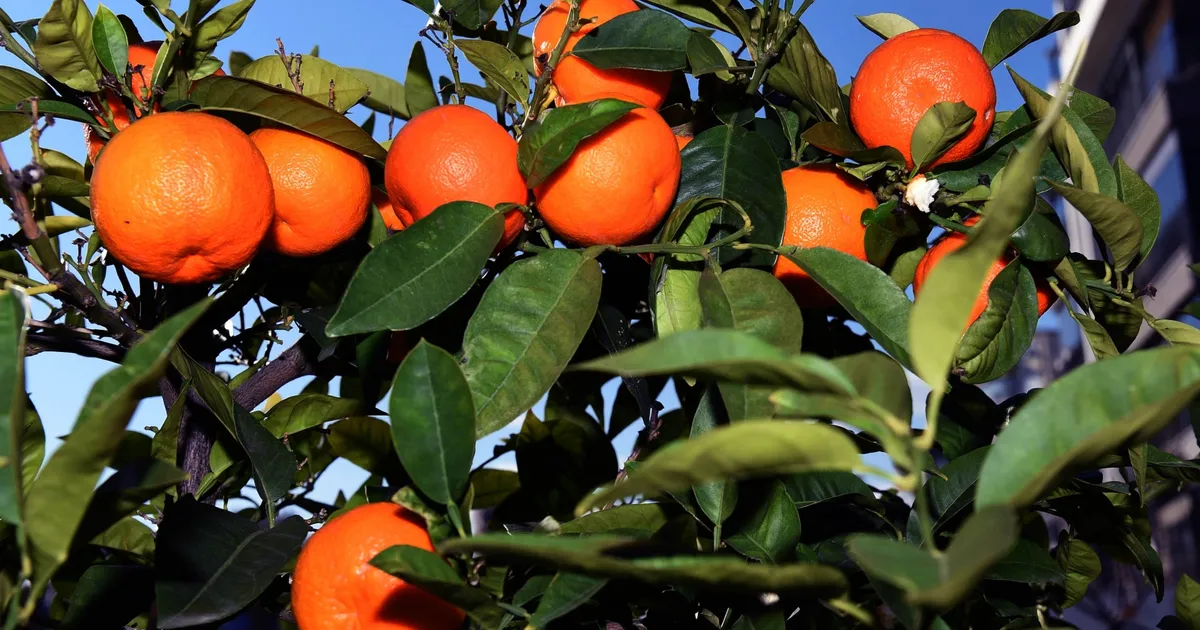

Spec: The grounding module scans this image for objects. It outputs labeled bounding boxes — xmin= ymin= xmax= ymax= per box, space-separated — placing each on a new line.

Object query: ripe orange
xmin=83 ymin=42 xmax=226 ymax=162
xmin=675 ymin=134 xmax=693 ymax=150
xmin=291 ymin=502 xmax=466 ymax=630
xmin=250 ymin=127 xmax=370 ymax=257
xmin=375 ymin=188 xmax=413 ymax=231
xmin=772 ymin=165 xmax=878 ymax=308
xmin=533 ymin=0 xmax=671 ymax=109
xmin=91 ymin=112 xmax=273 ymax=285
xmin=849 ymin=28 xmax=996 ymax=170
xmin=912 ymin=217 xmax=1055 ymax=326
xmin=533 ymin=107 xmax=680 ymax=246
xmin=384 ymin=104 xmax=526 ymax=250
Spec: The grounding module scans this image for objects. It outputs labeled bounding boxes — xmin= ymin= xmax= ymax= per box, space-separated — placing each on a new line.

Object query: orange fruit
xmin=772 ymin=165 xmax=878 ymax=308
xmin=849 ymin=28 xmax=996 ymax=170
xmin=250 ymin=127 xmax=370 ymax=257
xmin=83 ymin=42 xmax=226 ymax=162
xmin=90 ymin=112 xmax=274 ymax=285
xmin=675 ymin=134 xmax=693 ymax=150
xmin=533 ymin=107 xmax=680 ymax=246
xmin=384 ymin=104 xmax=526 ymax=250
xmin=291 ymin=502 xmax=466 ymax=630
xmin=375 ymin=188 xmax=412 ymax=231
xmin=912 ymin=216 xmax=1055 ymax=326
xmin=533 ymin=0 xmax=671 ymax=109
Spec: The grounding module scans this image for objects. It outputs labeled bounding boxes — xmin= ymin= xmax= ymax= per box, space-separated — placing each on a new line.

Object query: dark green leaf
xmin=442 ymin=0 xmax=504 ymax=30
xmin=1045 ymin=180 xmax=1142 ymax=271
xmin=328 ymin=202 xmax=503 ymax=336
xmin=389 ymin=341 xmax=475 ymax=505
xmin=690 ymin=386 xmax=737 ymax=527
xmin=909 ymin=506 xmax=1019 ymax=608
xmin=911 ymin=102 xmax=977 ymax=172
xmin=675 ymin=126 xmax=787 ymax=266
xmin=440 ymin=534 xmax=848 ymax=595
xmin=1177 ymin=574 xmax=1200 ymax=629
xmin=776 ymin=247 xmax=913 ymax=368
xmin=370 ymin=545 xmax=508 ymax=629
xmin=1011 ymin=196 xmax=1070 ymax=262
xmin=856 ymin=13 xmax=918 ymax=39
xmin=849 ymin=536 xmax=940 ymax=592
xmin=328 ymin=417 xmax=405 ymax=482
xmin=986 ymin=538 xmax=1065 ymax=584
xmin=347 ymin=67 xmax=409 ymax=119
xmin=0 ymin=292 xmax=27 ymax=526
xmin=156 ymin=499 xmax=307 ymax=628
xmin=572 ymin=11 xmax=691 ymax=71
xmin=576 ymin=420 xmax=861 ymax=514
xmin=954 ymin=260 xmax=1040 ymax=384
xmin=91 ymin=4 xmax=128 ymax=77
xmin=470 ymin=468 xmax=520 ymax=510
xmin=262 ymin=393 xmax=377 ymax=437
xmin=190 ymin=0 xmax=253 ymax=54
xmin=726 ymin=480 xmax=801 ymax=563
xmin=456 ymin=39 xmax=529 ymax=106
xmin=913 ymin=446 xmax=990 ymax=547
xmin=189 ymin=76 xmax=387 ymax=160
xmin=519 ymin=99 xmax=639 ymax=188
xmin=766 ymin=22 xmax=844 ymax=124
xmin=76 ymin=458 xmax=187 ymax=544
xmin=32 ymin=0 xmax=102 ymax=91
xmin=1057 ymin=538 xmax=1101 ymax=608
xmin=61 ymin=564 xmax=153 ymax=629
xmin=463 ymin=250 xmax=602 ymax=437
xmin=637 ymin=0 xmax=748 ymax=36
xmin=0 ymin=99 xmax=94 ymax=125
xmin=25 ymin=302 xmax=207 ymax=589
xmin=686 ymin=31 xmax=736 ymax=79
xmin=237 ymin=54 xmax=369 ymax=113
xmin=228 ymin=50 xmax=252 ymax=76
xmin=786 ymin=471 xmax=872 ymax=507
xmin=801 ymin=122 xmax=906 ymax=165
xmin=529 ymin=573 xmax=608 ymax=628
xmin=1115 ymin=155 xmax=1160 ymax=268
xmin=977 ymin=346 xmax=1200 ymax=508
xmin=982 ymin=9 xmax=1080 ymax=68
xmin=559 ymin=503 xmax=673 ymax=535
xmin=405 ymin=41 xmax=438 ymax=117
xmin=0 ymin=67 xmax=53 ymax=105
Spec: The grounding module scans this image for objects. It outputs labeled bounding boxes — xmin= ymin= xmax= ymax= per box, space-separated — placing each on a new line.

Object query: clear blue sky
xmin=0 ymin=0 xmax=1057 ymax=505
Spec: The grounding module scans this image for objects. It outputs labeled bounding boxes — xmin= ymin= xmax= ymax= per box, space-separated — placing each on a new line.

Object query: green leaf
xmin=0 ymin=67 xmax=54 ymax=105
xmin=675 ymin=125 xmax=787 ymax=266
xmin=518 ymin=99 xmax=639 ymax=188
xmin=909 ymin=506 xmax=1019 ymax=608
xmin=856 ymin=13 xmax=918 ymax=39
xmin=637 ymin=0 xmax=748 ymax=36
xmin=1177 ymin=574 xmax=1200 ymax=629
xmin=370 ymin=545 xmax=509 ymax=629
xmin=470 ymin=468 xmax=520 ymax=510
xmin=977 ymin=346 xmax=1200 ymax=508
xmin=0 ymin=292 xmax=27 ymax=528
xmin=440 ymin=534 xmax=848 ymax=595
xmin=726 ymin=480 xmax=801 ymax=563
xmin=576 ymin=329 xmax=855 ymax=394
xmin=1044 ymin=180 xmax=1143 ymax=271
xmin=228 ymin=50 xmax=252 ymax=76
xmin=76 ymin=458 xmax=188 ymax=544
xmin=785 ymin=471 xmax=872 ymax=507
xmin=91 ymin=5 xmax=128 ymax=77
xmin=1115 ymin=155 xmax=1160 ymax=268
xmin=455 ymin=39 xmax=529 ymax=107
xmin=32 ymin=0 xmax=102 ymax=92
xmin=347 ymin=67 xmax=409 ymax=119
xmin=982 ymin=9 xmax=1080 ymax=68
xmin=190 ymin=0 xmax=254 ymax=54
xmin=156 ymin=499 xmax=307 ymax=628
xmin=575 ymin=420 xmax=862 ymax=514
xmin=912 ymin=447 xmax=990 ymax=546
xmin=61 ymin=564 xmax=153 ymax=630
xmin=189 ymin=76 xmax=387 ymax=160
xmin=405 ymin=41 xmax=438 ymax=117
xmin=849 ymin=536 xmax=941 ymax=592
xmin=0 ymin=99 xmax=94 ymax=126
xmin=463 ymin=250 xmax=602 ymax=437
xmin=699 ymin=267 xmax=803 ymax=420
xmin=559 ymin=503 xmax=673 ymax=535
xmin=765 ymin=22 xmax=844 ymax=125
xmin=1011 ymin=196 xmax=1070 ymax=262
xmin=571 ymin=10 xmax=691 ymax=71
xmin=690 ymin=386 xmax=737 ymax=527
xmin=529 ymin=573 xmax=608 ymax=629
xmin=776 ymin=247 xmax=913 ymax=368
xmin=686 ymin=31 xmax=736 ymax=80
xmin=1057 ymin=538 xmax=1101 ymax=608
xmin=954 ymin=260 xmax=1040 ymax=384
xmin=237 ymin=54 xmax=369 ymax=113
xmin=441 ymin=0 xmax=504 ymax=30
xmin=328 ymin=417 xmax=405 ymax=482
xmin=931 ymin=115 xmax=1066 ymax=194
xmin=1010 ymin=69 xmax=1116 ymax=198
xmin=801 ymin=121 xmax=906 ymax=165
xmin=262 ymin=393 xmax=376 ymax=437
xmin=389 ymin=341 xmax=475 ymax=505
xmin=24 ymin=302 xmax=207 ymax=592
xmin=650 ymin=197 xmax=720 ymax=338
xmin=832 ymin=351 xmax=913 ymax=425
xmin=327 ymin=202 xmax=503 ymax=336
xmin=1070 ymin=88 xmax=1116 ymax=143
xmin=911 ymin=102 xmax=977 ymax=172
xmin=986 ymin=538 xmax=1066 ymax=584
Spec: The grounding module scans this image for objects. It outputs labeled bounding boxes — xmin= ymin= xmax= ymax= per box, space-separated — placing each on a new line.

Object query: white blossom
xmin=904 ymin=174 xmax=940 ymax=213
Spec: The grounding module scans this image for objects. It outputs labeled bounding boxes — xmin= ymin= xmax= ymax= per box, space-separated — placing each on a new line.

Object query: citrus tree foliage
xmin=0 ymin=1 xmax=1195 ymax=629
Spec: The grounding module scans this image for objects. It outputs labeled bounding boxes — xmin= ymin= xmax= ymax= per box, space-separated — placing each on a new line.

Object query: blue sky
xmin=0 ymin=0 xmax=1058 ymax=505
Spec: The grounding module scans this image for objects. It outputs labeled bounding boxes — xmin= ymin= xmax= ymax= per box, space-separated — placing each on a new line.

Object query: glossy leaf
xmin=766 ymin=22 xmax=844 ymax=125
xmin=912 ymin=447 xmax=990 ymax=546
xmin=237 ymin=54 xmax=369 ymax=113
xmin=911 ymin=102 xmax=977 ymax=172
xmin=456 ymin=39 xmax=528 ymax=107
xmin=776 ymin=247 xmax=913 ymax=368
xmin=440 ymin=534 xmax=848 ymax=595
xmin=977 ymin=346 xmax=1200 ymax=508
xmin=91 ymin=4 xmax=128 ymax=77
xmin=24 ymin=301 xmax=207 ymax=589
xmin=572 ymin=10 xmax=691 ymax=71
xmin=1115 ymin=155 xmax=1161 ymax=268
xmin=370 ymin=545 xmax=508 ymax=629
xmin=32 ymin=0 xmax=102 ymax=92
xmin=189 ymin=75 xmax=385 ymax=160
xmin=576 ymin=420 xmax=862 ymax=514
xmin=1011 ymin=196 xmax=1070 ymax=262
xmin=529 ymin=573 xmax=608 ymax=628
xmin=726 ymin=480 xmax=801 ymax=563
xmin=442 ymin=0 xmax=505 ymax=30
xmin=1045 ymin=180 xmax=1143 ymax=271
xmin=262 ymin=393 xmax=377 ymax=437
xmin=955 ymin=261 xmax=1039 ymax=384
xmin=675 ymin=126 xmax=787 ymax=266
xmin=0 ymin=67 xmax=54 ymax=104
xmin=518 ymin=99 xmax=639 ymax=188
xmin=328 ymin=202 xmax=503 ymax=335
xmin=982 ymin=9 xmax=1080 ymax=68
xmin=190 ymin=0 xmax=253 ymax=53
xmin=801 ymin=122 xmax=906 ymax=165
xmin=156 ymin=499 xmax=307 ymax=628
xmin=389 ymin=341 xmax=475 ymax=505
xmin=686 ymin=31 xmax=736 ymax=79
xmin=470 ymin=468 xmax=520 ymax=510
xmin=856 ymin=13 xmax=918 ymax=39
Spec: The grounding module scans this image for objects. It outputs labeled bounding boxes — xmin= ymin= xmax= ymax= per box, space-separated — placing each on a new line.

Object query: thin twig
xmin=523 ymin=0 xmax=582 ymax=127
xmin=25 ymin=332 xmax=126 ymax=363
xmin=276 ymin=38 xmax=304 ymax=93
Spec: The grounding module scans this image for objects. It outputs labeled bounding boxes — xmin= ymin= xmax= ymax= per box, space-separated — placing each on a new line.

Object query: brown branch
xmin=232 ymin=336 xmax=322 ymax=411
xmin=25 ymin=331 xmax=127 ymax=362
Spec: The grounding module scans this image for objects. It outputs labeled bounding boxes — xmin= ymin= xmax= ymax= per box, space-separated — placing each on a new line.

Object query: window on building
xmin=1152 ymin=149 xmax=1187 ymax=228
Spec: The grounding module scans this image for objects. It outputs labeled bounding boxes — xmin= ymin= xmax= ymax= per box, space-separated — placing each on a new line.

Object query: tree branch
xmin=25 ymin=331 xmax=127 ymax=362
xmin=232 ymin=336 xmax=322 ymax=411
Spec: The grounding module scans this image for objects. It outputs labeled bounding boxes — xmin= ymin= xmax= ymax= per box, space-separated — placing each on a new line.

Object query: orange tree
xmin=0 ymin=0 xmax=1195 ymax=628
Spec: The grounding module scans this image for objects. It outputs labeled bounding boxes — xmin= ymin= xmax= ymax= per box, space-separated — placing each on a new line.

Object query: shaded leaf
xmin=262 ymin=394 xmax=376 ymax=437
xmin=982 ymin=9 xmax=1080 ymax=68
xmin=370 ymin=545 xmax=508 ymax=629
xmin=32 ymin=0 xmax=101 ymax=92
xmin=726 ymin=480 xmax=801 ymax=563
xmin=529 ymin=573 xmax=608 ymax=628
xmin=766 ymin=22 xmax=844 ymax=124
xmin=347 ymin=67 xmax=409 ymax=119
xmin=1115 ymin=155 xmax=1160 ymax=268
xmin=237 ymin=54 xmax=369 ymax=113
xmin=572 ymin=10 xmax=691 ymax=71
xmin=1045 ymin=180 xmax=1143 ymax=271
xmin=911 ymin=102 xmax=977 ymax=172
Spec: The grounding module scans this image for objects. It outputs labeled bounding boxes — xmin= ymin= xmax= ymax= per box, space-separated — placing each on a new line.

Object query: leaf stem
xmin=524 ymin=0 xmax=582 ymax=127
